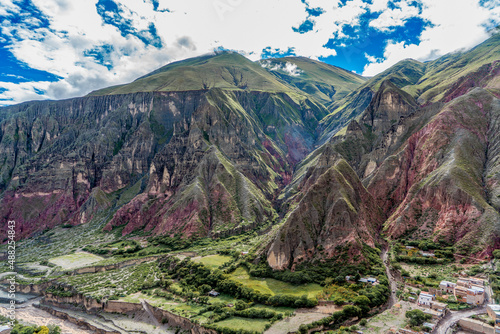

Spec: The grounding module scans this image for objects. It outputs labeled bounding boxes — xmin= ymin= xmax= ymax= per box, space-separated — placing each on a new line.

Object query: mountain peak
xmin=90 ymin=51 xmax=294 ymax=96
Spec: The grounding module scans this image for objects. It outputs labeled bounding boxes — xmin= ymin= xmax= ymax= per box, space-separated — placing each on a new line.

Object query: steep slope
xmin=368 ymin=88 xmax=500 ymax=256
xmin=267 ymin=159 xmax=384 ymax=270
xmin=319 ymin=59 xmax=426 ymax=142
xmin=0 ymin=53 xmax=330 ymax=239
xmin=90 ymin=52 xmax=295 ymax=95
xmin=405 ymin=31 xmax=500 ymax=103
xmin=259 ymin=57 xmax=366 ymax=106
xmin=268 ymin=33 xmax=500 ymax=268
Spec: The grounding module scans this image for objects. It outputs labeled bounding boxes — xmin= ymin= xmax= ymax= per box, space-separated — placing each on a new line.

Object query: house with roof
xmin=208 ymin=290 xmax=220 ymax=297
xmin=419 ymin=251 xmax=435 ymax=257
xmin=467 ymin=286 xmax=485 ymax=305
xmin=417 ymin=292 xmax=435 ymax=307
xmin=423 ymin=308 xmax=444 ymax=319
xmin=455 ymin=286 xmax=469 ymax=303
xmin=469 ymin=277 xmax=485 ymax=286
xmin=457 ymin=278 xmax=470 ymax=288
xmin=430 ymin=301 xmax=448 ymax=313
xmin=439 ymin=281 xmax=456 ymax=294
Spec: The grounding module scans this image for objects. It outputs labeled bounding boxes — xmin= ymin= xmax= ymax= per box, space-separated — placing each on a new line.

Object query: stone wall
xmin=36 ymin=304 xmax=120 ymax=334
xmin=459 ymin=318 xmax=494 ymax=334
xmin=16 ymin=280 xmax=56 ymax=294
xmin=105 ymin=301 xmax=143 ymax=314
xmin=38 ymin=293 xmax=217 ymax=334
xmin=144 ymin=301 xmax=218 ymax=334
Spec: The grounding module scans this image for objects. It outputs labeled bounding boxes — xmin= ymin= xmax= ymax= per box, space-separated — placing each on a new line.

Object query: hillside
xmin=268 ymin=32 xmax=500 ymax=270
xmin=259 ymin=56 xmax=366 ymax=106
xmin=0 ymin=32 xmax=499 ymax=272
xmin=90 ymin=52 xmax=297 ymax=95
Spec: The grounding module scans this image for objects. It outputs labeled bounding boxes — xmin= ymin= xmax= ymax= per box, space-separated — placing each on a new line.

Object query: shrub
xmin=406 ymin=309 xmax=431 ymax=327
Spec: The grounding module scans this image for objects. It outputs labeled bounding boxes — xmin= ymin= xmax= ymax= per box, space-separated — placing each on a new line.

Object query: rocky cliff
xmin=2 ymin=35 xmax=500 ymax=269
xmin=0 ymin=55 xmax=331 ymax=238
xmin=267 ymin=33 xmax=500 ymax=268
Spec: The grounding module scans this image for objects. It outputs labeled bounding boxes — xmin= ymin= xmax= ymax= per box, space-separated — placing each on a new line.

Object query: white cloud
xmin=363 ymin=0 xmax=500 ymax=76
xmin=368 ymin=1 xmax=420 ymax=32
xmin=0 ymin=81 xmax=51 ymax=105
xmin=260 ymin=60 xmax=304 ymax=76
xmin=1 ymin=0 xmax=499 ymax=104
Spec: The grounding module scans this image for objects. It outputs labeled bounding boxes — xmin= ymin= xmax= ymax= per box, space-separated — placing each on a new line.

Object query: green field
xmin=192 ymin=255 xmax=232 ymax=269
xmin=230 ymin=267 xmax=323 ymax=298
xmin=49 ymin=252 xmax=104 ymax=270
xmin=214 ymin=317 xmax=271 ymax=332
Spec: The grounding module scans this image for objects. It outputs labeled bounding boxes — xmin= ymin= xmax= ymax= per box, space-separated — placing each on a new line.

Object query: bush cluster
xmin=159 ymin=257 xmax=318 ymax=308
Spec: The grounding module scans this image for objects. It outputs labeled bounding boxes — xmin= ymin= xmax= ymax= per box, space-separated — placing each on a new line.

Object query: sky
xmin=0 ymin=0 xmax=499 ymax=105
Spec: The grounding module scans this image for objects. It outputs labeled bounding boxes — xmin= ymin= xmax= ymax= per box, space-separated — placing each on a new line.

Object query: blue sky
xmin=0 ymin=0 xmax=499 ymax=105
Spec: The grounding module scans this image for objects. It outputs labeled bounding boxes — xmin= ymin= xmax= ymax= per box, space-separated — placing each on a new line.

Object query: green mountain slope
xmin=259 ymin=56 xmax=366 ymax=106
xmin=405 ymin=31 xmax=500 ymax=102
xmin=319 ymin=59 xmax=426 ymax=142
xmin=90 ymin=52 xmax=297 ymax=95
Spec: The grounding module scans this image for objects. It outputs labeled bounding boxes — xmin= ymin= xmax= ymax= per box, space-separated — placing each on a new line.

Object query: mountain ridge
xmin=0 ymin=32 xmax=499 ymax=270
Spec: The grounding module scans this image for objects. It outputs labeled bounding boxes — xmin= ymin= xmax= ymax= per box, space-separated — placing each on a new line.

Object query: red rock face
xmin=0 ymin=87 xmax=326 ymax=239
xmin=267 ymin=160 xmax=384 ymax=270
xmin=0 ymin=190 xmax=79 ymax=239
xmin=368 ymin=88 xmax=499 ymax=255
xmin=442 ymin=61 xmax=500 ymax=103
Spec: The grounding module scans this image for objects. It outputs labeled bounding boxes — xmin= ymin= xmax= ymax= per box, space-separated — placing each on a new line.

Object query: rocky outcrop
xmin=0 ymin=87 xmax=327 ymax=238
xmin=360 ymin=80 xmax=417 ymax=134
xmin=268 ymin=57 xmax=500 ymax=267
xmin=267 ymin=159 xmax=384 ymax=270
xmin=368 ymin=88 xmax=500 ymax=255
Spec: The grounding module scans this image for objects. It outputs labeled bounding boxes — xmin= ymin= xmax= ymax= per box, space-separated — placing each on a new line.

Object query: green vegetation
xmin=493 ymin=249 xmax=500 ymax=259
xmin=9 ymin=323 xmax=61 ymax=334
xmin=59 ymin=262 xmax=161 ymax=300
xmin=260 ymin=57 xmax=365 ymax=106
xmin=90 ymin=52 xmax=297 ymax=95
xmin=393 ymin=240 xmax=454 ymax=265
xmin=210 ymin=317 xmax=270 ymax=334
xmin=48 ymin=252 xmax=104 ymax=270
xmin=193 ymin=255 xmax=233 ymax=269
xmin=159 ymin=256 xmax=319 ymax=308
xmin=230 ymin=267 xmax=323 ymax=298
xmin=405 ymin=309 xmax=431 ymax=327
xmin=83 ymin=240 xmax=142 ymax=256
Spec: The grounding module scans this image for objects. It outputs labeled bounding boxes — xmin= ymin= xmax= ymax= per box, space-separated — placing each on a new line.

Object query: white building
xmin=418 ymin=292 xmax=435 ymax=307
xmin=440 ymin=280 xmax=457 ymax=293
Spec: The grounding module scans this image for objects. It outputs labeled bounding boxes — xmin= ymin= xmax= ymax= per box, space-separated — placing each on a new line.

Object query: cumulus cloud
xmin=0 ymin=0 xmax=499 ymax=104
xmin=368 ymin=1 xmax=421 ymax=32
xmin=363 ymin=0 xmax=500 ymax=76
xmin=260 ymin=60 xmax=304 ymax=76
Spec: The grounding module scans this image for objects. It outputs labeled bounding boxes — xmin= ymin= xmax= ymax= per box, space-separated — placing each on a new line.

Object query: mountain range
xmin=1 ymin=31 xmax=500 ymax=271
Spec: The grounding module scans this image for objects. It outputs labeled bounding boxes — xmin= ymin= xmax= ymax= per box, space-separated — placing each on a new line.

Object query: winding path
xmin=381 ymin=248 xmax=397 ymax=309
xmin=434 ymin=306 xmax=486 ymax=334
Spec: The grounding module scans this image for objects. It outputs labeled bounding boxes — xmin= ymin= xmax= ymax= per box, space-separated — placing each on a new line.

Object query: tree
xmin=406 ymin=309 xmax=431 ymax=327
xmin=235 ymin=300 xmax=249 ymax=310
xmin=324 ymin=277 xmax=334 ymax=286
xmin=493 ymin=249 xmax=500 ymax=259
xmin=354 ymin=295 xmax=371 ymax=315
xmin=332 ymin=296 xmax=345 ymax=306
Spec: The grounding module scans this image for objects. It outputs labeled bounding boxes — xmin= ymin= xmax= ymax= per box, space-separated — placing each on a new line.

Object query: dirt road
xmin=434 ymin=306 xmax=486 ymax=334
xmin=382 ymin=248 xmax=397 ymax=309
